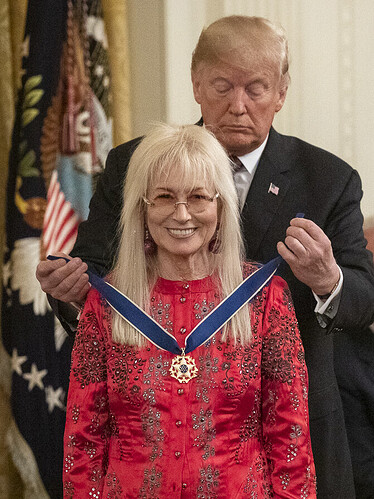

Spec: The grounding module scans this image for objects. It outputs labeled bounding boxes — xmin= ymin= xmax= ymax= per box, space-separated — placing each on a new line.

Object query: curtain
xmin=102 ymin=0 xmax=132 ymax=146
xmin=0 ymin=2 xmax=28 ymax=496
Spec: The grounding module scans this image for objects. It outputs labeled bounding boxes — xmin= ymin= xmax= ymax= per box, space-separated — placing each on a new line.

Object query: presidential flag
xmin=1 ymin=0 xmax=112 ymax=496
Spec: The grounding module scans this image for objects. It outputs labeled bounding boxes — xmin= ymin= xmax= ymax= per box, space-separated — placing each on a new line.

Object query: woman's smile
xmin=167 ymin=227 xmax=197 ymax=237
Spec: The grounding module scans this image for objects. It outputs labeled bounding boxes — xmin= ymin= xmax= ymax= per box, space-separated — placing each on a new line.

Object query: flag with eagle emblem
xmin=1 ymin=1 xmax=112 ymax=496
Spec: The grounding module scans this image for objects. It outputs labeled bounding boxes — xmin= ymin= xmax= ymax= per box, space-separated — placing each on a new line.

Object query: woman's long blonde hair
xmin=111 ymin=123 xmax=252 ymax=345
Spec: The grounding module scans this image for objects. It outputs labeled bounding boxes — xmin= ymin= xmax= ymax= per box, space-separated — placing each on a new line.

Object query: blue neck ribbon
xmin=48 ymin=255 xmax=282 ymax=355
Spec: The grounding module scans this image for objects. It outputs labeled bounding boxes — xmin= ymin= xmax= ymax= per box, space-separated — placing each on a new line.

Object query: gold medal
xmin=169 ymin=349 xmax=198 ymax=383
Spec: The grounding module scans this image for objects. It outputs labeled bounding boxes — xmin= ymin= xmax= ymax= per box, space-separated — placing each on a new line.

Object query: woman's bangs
xmin=147 ymin=150 xmax=216 ymax=194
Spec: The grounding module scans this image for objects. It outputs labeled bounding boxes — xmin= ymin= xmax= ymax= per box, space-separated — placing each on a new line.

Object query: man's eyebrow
xmin=211 ymin=76 xmax=230 ymax=83
xmin=247 ymin=79 xmax=266 ymax=85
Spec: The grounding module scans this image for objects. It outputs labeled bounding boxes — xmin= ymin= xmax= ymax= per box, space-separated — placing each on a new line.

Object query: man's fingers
xmin=36 ymin=252 xmax=73 ymax=280
xmin=59 ymin=275 xmax=90 ymax=303
xmin=284 ymin=234 xmax=308 ymax=257
xmin=36 ymin=257 xmax=66 ymax=279
xmin=277 ymin=241 xmax=295 ymax=262
xmin=53 ymin=258 xmax=87 ymax=282
xmin=54 ymin=268 xmax=89 ymax=295
xmin=45 ymin=260 xmax=88 ymax=295
xmin=286 ymin=223 xmax=322 ymax=249
xmin=284 ymin=219 xmax=333 ymax=261
xmin=278 ymin=240 xmax=306 ymax=264
xmin=289 ymin=217 xmax=326 ymax=241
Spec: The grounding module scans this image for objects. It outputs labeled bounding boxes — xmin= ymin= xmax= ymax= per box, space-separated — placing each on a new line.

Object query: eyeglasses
xmin=143 ymin=192 xmax=219 ymax=215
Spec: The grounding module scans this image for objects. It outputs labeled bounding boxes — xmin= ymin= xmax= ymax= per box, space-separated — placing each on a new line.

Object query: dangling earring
xmin=144 ymin=226 xmax=156 ymax=255
xmin=209 ymin=225 xmax=220 ymax=253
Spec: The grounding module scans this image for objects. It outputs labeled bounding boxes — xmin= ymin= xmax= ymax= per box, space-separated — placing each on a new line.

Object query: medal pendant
xmin=169 ymin=351 xmax=198 ymax=383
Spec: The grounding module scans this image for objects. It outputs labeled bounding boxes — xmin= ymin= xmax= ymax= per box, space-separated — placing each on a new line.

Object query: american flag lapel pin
xmin=268 ymin=183 xmax=279 ymax=195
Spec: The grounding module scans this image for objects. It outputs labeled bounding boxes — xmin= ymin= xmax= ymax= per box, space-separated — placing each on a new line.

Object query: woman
xmin=63 ymin=123 xmax=316 ymax=498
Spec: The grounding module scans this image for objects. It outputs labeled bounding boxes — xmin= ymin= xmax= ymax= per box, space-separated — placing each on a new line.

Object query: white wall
xmin=128 ymin=0 xmax=374 ymax=221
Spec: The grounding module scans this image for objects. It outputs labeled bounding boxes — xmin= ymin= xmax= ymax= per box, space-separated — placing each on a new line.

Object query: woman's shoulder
xmin=77 ymin=287 xmax=111 ymax=344
xmin=85 ymin=286 xmax=102 ymax=304
xmin=81 ymin=286 xmax=110 ymax=320
xmin=241 ymin=260 xmax=290 ymax=297
xmin=241 ymin=260 xmax=261 ymax=278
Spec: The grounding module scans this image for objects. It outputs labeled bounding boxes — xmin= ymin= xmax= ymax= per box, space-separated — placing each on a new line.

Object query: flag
xmin=268 ymin=182 xmax=279 ymax=195
xmin=1 ymin=0 xmax=112 ymax=497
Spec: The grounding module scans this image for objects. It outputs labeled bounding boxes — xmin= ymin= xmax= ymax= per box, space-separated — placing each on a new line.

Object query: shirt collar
xmin=236 ymin=135 xmax=269 ymax=175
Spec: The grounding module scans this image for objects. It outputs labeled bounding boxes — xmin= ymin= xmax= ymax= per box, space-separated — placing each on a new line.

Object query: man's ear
xmin=275 ymin=86 xmax=288 ymax=113
xmin=191 ymin=72 xmax=202 ymax=105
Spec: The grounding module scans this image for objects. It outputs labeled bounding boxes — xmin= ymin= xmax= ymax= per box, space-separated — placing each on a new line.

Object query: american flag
xmin=268 ymin=182 xmax=280 ymax=195
xmin=43 ymin=170 xmax=80 ymax=255
xmin=1 ymin=1 xmax=112 ymax=497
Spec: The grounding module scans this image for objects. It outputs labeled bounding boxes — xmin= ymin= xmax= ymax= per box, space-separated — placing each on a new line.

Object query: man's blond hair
xmin=191 ymin=15 xmax=290 ymax=91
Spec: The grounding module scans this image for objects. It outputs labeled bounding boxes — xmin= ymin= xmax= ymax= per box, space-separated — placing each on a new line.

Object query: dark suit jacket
xmin=334 ymin=327 xmax=374 ymax=499
xmin=70 ymin=127 xmax=374 ymax=498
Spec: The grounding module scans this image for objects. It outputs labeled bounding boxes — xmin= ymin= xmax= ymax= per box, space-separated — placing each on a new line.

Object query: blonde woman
xmin=62 ymin=123 xmax=315 ymax=498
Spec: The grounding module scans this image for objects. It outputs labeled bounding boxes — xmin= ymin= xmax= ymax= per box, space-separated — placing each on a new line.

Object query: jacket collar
xmin=241 ymin=127 xmax=292 ymax=259
xmin=196 ymin=121 xmax=291 ymax=258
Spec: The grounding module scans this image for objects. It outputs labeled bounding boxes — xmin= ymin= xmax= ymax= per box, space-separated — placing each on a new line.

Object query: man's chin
xmin=221 ymin=134 xmax=259 ymax=156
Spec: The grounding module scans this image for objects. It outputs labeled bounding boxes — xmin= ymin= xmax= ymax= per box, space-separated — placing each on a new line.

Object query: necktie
xmin=230 ymin=155 xmax=243 ymax=173
xmin=230 ymin=156 xmax=250 ymax=211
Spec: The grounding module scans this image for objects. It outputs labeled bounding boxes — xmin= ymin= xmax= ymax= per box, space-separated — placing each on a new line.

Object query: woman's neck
xmin=155 ymin=251 xmax=214 ymax=281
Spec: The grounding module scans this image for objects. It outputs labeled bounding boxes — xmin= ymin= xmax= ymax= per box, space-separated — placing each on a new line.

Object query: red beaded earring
xmin=144 ymin=226 xmax=156 ymax=255
xmin=209 ymin=226 xmax=220 ymax=253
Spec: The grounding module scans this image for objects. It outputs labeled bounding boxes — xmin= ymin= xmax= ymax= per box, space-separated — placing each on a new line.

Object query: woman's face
xmin=146 ymin=171 xmax=218 ymax=263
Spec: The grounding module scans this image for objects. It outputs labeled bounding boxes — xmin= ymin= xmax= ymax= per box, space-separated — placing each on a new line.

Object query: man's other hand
xmin=36 ymin=252 xmax=90 ymax=305
xmin=277 ymin=217 xmax=340 ymax=295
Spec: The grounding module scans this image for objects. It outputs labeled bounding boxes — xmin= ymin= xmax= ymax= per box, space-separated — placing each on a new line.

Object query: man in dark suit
xmin=334 ymin=226 xmax=374 ymax=498
xmin=36 ymin=16 xmax=374 ymax=498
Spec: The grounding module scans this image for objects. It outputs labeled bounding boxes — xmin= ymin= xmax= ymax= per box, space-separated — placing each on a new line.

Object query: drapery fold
xmin=0 ymin=3 xmax=28 ymax=496
xmin=102 ymin=0 xmax=132 ymax=146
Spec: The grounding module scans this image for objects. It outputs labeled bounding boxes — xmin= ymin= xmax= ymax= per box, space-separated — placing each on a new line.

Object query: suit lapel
xmin=241 ymin=128 xmax=291 ymax=259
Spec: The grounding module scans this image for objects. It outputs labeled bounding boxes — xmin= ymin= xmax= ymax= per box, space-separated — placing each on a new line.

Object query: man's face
xmin=192 ymin=60 xmax=287 ymax=156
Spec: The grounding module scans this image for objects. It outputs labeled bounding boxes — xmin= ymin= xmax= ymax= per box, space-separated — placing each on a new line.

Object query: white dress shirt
xmin=234 ymin=137 xmax=268 ymax=211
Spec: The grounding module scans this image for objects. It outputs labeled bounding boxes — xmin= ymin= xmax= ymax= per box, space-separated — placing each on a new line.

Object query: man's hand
xmin=277 ymin=218 xmax=340 ymax=295
xmin=36 ymin=252 xmax=90 ymax=305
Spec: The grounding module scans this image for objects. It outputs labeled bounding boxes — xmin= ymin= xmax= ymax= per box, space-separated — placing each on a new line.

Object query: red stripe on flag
xmin=43 ymin=171 xmax=80 ymax=255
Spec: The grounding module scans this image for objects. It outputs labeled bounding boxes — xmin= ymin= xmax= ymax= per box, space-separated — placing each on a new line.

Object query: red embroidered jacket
xmin=63 ymin=266 xmax=316 ymax=498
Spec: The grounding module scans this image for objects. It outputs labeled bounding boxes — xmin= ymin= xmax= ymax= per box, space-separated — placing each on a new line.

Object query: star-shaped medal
xmin=169 ymin=350 xmax=198 ymax=383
